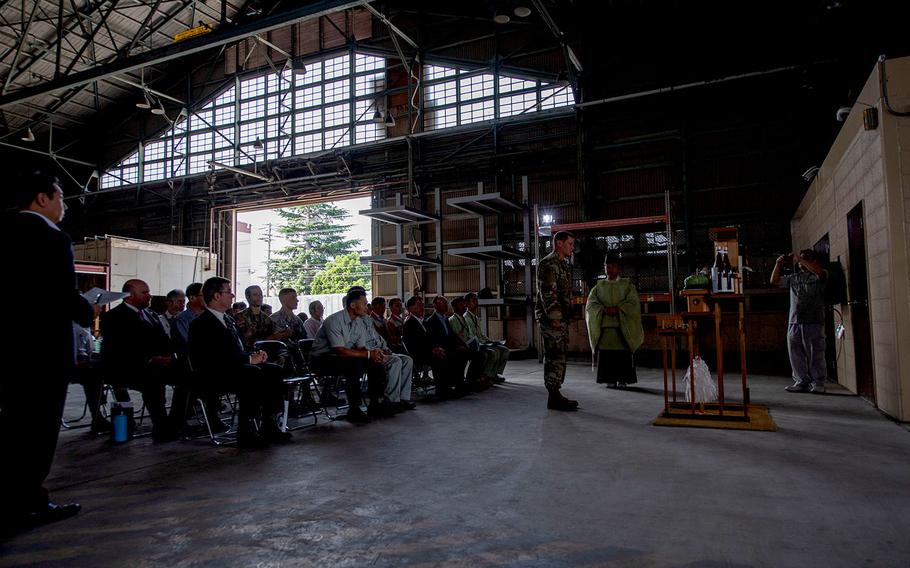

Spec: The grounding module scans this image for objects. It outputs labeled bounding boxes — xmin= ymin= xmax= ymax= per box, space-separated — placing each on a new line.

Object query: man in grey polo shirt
xmin=771 ymin=249 xmax=828 ymax=393
xmin=359 ymin=314 xmax=415 ymax=413
xmin=311 ymin=288 xmax=388 ymax=423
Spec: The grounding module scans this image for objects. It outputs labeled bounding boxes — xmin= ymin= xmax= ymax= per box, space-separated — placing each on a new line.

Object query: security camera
xmin=836 ymin=106 xmax=851 ymax=122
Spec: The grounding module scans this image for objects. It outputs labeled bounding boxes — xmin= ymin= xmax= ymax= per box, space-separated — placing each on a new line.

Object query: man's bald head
xmin=122 ymin=279 xmax=152 ymax=310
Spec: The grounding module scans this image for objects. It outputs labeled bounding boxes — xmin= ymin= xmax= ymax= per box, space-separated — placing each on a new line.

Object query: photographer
xmin=770 ymin=249 xmax=828 ymax=394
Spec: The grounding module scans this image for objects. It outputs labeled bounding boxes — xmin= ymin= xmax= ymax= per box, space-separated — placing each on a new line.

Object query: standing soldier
xmin=535 ymin=231 xmax=579 ymax=411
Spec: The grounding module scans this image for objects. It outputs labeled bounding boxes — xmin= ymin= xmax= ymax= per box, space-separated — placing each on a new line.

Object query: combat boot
xmin=547 ymin=387 xmax=579 ymax=411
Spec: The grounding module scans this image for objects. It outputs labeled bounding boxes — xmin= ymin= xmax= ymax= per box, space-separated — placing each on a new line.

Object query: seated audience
xmin=426 ymin=295 xmax=485 ymax=391
xmin=385 ymin=298 xmax=407 ymax=354
xmin=369 ymin=297 xmax=389 ymax=342
xmin=234 ymin=285 xmax=291 ymax=351
xmin=402 ymin=296 xmax=467 ymax=399
xmin=71 ymin=322 xmax=110 ymax=434
xmin=175 ymin=282 xmax=205 ymax=344
xmin=270 ymin=287 xmax=308 ymax=342
xmin=310 ymin=289 xmax=388 ymax=423
xmin=188 ymin=277 xmax=290 ymax=448
xmin=360 ymin=312 xmax=415 ymax=413
xmin=304 ymin=300 xmax=324 ymax=339
xmin=158 ymin=289 xmax=186 ymax=340
xmin=99 ymin=279 xmax=181 ymax=442
xmin=464 ymin=292 xmax=510 ymax=383
xmin=448 ymin=297 xmax=495 ymax=388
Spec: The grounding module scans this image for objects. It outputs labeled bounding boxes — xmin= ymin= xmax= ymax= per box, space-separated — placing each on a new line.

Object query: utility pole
xmin=259 ymin=223 xmax=274 ymax=296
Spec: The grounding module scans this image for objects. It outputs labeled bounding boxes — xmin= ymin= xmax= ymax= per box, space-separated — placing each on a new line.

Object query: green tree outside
xmin=309 ymin=252 xmax=372 ymax=294
xmin=267 ymin=203 xmax=368 ymax=294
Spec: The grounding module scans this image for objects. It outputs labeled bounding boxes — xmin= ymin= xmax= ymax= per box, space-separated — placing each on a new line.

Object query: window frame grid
xmin=105 ymin=51 xmax=392 ymax=187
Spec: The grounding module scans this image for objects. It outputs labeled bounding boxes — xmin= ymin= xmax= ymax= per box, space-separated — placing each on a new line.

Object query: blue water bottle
xmin=111 ymin=403 xmax=129 ymax=443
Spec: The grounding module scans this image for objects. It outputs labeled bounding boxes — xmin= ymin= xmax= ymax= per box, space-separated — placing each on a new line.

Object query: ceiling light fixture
xmin=136 ymin=90 xmax=152 ymax=109
xmin=493 ymin=14 xmax=510 ymax=24
xmin=513 ymin=6 xmax=531 ymax=17
xmin=150 ymin=98 xmax=166 ymax=115
xmin=291 ymin=57 xmax=307 ymax=74
xmin=383 ymin=110 xmax=396 ymax=127
xmin=21 ymin=127 xmax=36 ymax=142
xmin=372 ymin=108 xmax=384 ymax=123
xmin=253 ymin=136 xmax=264 ymax=150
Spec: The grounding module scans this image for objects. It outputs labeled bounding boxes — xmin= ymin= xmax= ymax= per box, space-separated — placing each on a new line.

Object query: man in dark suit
xmin=99 ymin=279 xmax=180 ymax=442
xmin=403 ymin=296 xmax=468 ymax=398
xmin=0 ymin=171 xmax=97 ymax=531
xmin=188 ymin=277 xmax=290 ymax=448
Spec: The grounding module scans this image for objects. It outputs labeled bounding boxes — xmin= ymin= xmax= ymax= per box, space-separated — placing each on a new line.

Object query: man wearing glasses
xmin=188 ymin=277 xmax=290 ymax=448
xmin=1 ymin=172 xmax=98 ymax=532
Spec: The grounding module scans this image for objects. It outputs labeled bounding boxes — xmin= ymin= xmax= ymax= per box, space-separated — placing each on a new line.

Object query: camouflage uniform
xmin=535 ymin=251 xmax=573 ymax=390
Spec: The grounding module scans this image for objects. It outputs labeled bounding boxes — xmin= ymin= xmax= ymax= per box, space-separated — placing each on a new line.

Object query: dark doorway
xmin=846 ymin=203 xmax=875 ymax=402
xmin=813 ymin=234 xmax=837 ymax=381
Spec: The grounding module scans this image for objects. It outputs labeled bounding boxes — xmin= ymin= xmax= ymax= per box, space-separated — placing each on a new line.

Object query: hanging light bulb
xmin=372 ymin=108 xmax=384 ymax=123
xmin=383 ymin=111 xmax=396 ymax=127
xmin=513 ymin=6 xmax=532 ymax=18
xmin=150 ymin=98 xmax=166 ymax=115
xmin=253 ymin=136 xmax=264 ymax=150
xmin=291 ymin=57 xmax=307 ymax=74
xmin=21 ymin=127 xmax=36 ymax=142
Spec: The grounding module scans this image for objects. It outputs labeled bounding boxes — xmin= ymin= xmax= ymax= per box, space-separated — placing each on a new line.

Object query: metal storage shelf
xmin=446 ymin=192 xmax=524 ymax=216
xmin=477 ymin=297 xmax=529 ymax=307
xmin=358 ymin=205 xmax=439 ymax=225
xmin=447 ymin=245 xmax=527 ymax=261
xmin=360 ymin=254 xmax=440 ymax=269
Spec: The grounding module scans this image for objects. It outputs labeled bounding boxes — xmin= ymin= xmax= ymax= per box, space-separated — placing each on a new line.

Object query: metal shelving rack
xmin=446 ymin=177 xmax=534 ymax=346
xmin=360 ymin=189 xmax=442 ymax=298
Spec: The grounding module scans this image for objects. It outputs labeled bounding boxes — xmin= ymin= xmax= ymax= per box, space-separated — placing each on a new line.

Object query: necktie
xmin=224 ymin=315 xmax=245 ymax=352
xmin=139 ymin=309 xmax=154 ymax=326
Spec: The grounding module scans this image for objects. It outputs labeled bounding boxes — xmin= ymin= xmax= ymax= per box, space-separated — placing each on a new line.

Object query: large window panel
xmin=104 ymin=51 xmax=390 ymax=187
xmin=215 ymin=87 xmax=236 ymax=105
xmin=355 ymin=123 xmax=383 ymax=144
xmin=500 ymin=76 xmax=537 ymax=93
xmin=540 ymin=85 xmax=573 ymax=109
xmin=324 ymin=128 xmax=348 ymax=149
xmin=239 ymin=120 xmax=265 ymax=144
xmin=190 ymin=131 xmax=213 ymax=153
xmin=144 ymin=161 xmax=166 ymax=182
xmin=145 ymin=140 xmax=167 ymax=161
xmin=295 ymin=109 xmax=322 ymax=132
xmin=296 ymin=133 xmax=322 ymax=154
xmin=460 ymin=99 xmax=494 ymax=125
xmin=189 ymin=110 xmax=213 ymax=131
xmin=425 ymin=80 xmax=457 ymax=107
xmin=499 ymin=92 xmax=538 ymax=118
xmin=324 ymin=79 xmax=350 ymax=104
xmin=240 ymin=76 xmax=266 ymax=99
xmin=355 ymin=72 xmax=384 ymax=97
xmin=214 ymin=105 xmax=235 ymax=126
xmin=295 ymin=61 xmax=322 ymax=86
xmin=356 ymin=53 xmax=385 ymax=73
xmin=214 ymin=127 xmax=235 ymax=149
xmin=324 ymin=55 xmax=349 ymax=79
xmin=425 ymin=107 xmax=457 ymax=129
xmin=296 ymin=85 xmax=322 ymax=108
xmin=324 ymin=103 xmax=350 ymax=128
xmin=459 ymin=74 xmax=494 ymax=101
xmin=189 ymin=153 xmax=212 ymax=175
xmin=425 ymin=64 xmax=457 ymax=80
xmin=240 ymin=97 xmax=266 ymax=120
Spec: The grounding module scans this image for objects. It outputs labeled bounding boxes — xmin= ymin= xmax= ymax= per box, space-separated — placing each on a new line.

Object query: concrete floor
xmin=2 ymin=361 xmax=909 ymax=567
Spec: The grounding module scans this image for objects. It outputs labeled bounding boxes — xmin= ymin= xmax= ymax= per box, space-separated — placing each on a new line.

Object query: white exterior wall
xmin=791 ymin=56 xmax=910 ymax=421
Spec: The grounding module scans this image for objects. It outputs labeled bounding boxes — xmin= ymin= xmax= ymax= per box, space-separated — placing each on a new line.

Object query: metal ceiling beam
xmin=0 ymin=0 xmax=367 ymax=109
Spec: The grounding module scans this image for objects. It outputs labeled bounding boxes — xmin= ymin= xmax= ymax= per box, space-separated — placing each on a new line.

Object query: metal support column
xmin=434 ymin=187 xmax=443 ymax=296
xmin=522 ymin=176 xmax=533 ymax=350
xmin=395 ymin=193 xmax=404 ymax=298
xmin=477 ymin=181 xmax=488 ymax=334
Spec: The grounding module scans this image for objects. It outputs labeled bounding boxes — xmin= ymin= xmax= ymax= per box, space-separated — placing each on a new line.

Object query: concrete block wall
xmin=791 ymin=56 xmax=910 ymax=421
